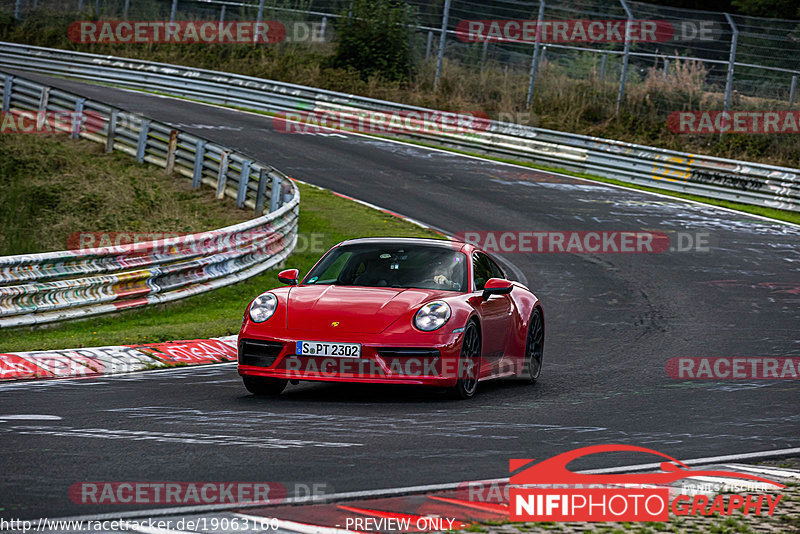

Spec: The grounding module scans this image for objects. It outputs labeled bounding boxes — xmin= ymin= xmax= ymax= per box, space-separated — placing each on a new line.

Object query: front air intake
xmin=238 ymin=339 xmax=284 ymax=367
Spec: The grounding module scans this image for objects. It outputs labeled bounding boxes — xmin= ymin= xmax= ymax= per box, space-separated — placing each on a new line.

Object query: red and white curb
xmin=0 ymin=336 xmax=238 ymax=381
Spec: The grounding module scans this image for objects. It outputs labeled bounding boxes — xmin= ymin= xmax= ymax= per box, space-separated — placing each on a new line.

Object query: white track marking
xmin=0 ymin=414 xmax=62 ymax=421
xmin=723 ymin=463 xmax=800 ymax=480
xmin=3 ymin=426 xmax=362 ymax=449
xmin=581 ymin=447 xmax=800 ymax=474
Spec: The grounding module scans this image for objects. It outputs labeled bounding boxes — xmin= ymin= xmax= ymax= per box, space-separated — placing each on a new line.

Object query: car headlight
xmin=414 ymin=301 xmax=451 ymax=331
xmin=249 ymin=293 xmax=278 ymax=323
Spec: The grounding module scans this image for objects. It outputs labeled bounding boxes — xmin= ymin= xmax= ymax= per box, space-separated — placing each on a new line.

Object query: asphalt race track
xmin=1 ymin=72 xmax=798 ymax=520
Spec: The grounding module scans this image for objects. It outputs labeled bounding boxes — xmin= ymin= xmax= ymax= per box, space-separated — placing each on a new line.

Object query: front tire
xmin=450 ymin=322 xmax=481 ymax=399
xmin=243 ymin=376 xmax=287 ymax=396
xmin=523 ymin=308 xmax=544 ymax=384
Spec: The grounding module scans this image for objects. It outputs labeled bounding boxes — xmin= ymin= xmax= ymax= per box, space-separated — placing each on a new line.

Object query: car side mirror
xmin=278 ymin=268 xmax=300 ymax=285
xmin=482 ymin=278 xmax=513 ymax=300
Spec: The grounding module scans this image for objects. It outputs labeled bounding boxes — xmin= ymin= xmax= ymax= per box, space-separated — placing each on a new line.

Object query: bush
xmin=332 ymin=0 xmax=416 ymax=82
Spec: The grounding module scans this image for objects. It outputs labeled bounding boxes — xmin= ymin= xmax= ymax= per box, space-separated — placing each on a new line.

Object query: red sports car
xmin=237 ymin=237 xmax=544 ymax=398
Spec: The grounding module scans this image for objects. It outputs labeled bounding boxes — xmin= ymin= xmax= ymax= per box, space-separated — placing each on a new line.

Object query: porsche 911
xmin=238 ymin=237 xmax=544 ymax=398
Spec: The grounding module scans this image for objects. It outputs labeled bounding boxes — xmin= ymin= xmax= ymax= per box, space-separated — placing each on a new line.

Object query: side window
xmin=487 ymin=256 xmax=506 ymax=280
xmin=472 ymin=253 xmax=493 ymax=291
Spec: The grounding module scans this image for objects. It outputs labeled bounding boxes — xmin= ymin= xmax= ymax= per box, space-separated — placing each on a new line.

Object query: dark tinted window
xmin=487 ymin=255 xmax=506 ymax=280
xmin=472 ymin=253 xmax=493 ymax=291
xmin=304 ymin=243 xmax=468 ymax=292
xmin=473 ymin=252 xmax=506 ymax=290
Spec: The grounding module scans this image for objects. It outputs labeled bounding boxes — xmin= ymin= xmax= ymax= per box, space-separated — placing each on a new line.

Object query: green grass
xmin=0 ymin=181 xmax=440 ymax=352
xmin=0 ymin=134 xmax=252 ymax=255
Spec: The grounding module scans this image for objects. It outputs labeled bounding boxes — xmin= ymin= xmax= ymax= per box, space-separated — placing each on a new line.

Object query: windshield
xmin=304 ymin=243 xmax=468 ymax=292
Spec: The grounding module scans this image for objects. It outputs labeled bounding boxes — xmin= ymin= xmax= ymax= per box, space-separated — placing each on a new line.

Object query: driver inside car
xmin=432 ymin=262 xmax=460 ymax=290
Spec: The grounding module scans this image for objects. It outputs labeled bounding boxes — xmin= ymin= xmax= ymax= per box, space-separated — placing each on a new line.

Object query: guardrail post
xmin=71 ymin=98 xmax=85 ymax=139
xmin=481 ymin=40 xmax=489 ymax=64
xmin=255 ymin=0 xmax=265 ymax=44
xmin=663 ymin=58 xmax=670 ymax=79
xmin=216 ymin=150 xmax=230 ymax=199
xmin=219 ymin=4 xmax=226 ymax=29
xmin=320 ymin=16 xmax=327 ymax=40
xmin=616 ymin=0 xmax=633 ymax=116
xmin=192 ymin=140 xmax=206 ymax=188
xmin=136 ymin=119 xmax=150 ymax=162
xmin=38 ymin=87 xmax=50 ymax=112
xmin=425 ymin=31 xmax=433 ymax=61
xmin=170 ymin=0 xmax=178 ymax=23
xmin=433 ymin=0 xmax=451 ymax=90
xmin=525 ymin=0 xmax=545 ymax=108
xmin=2 ymin=77 xmax=13 ymax=113
xmin=123 ymin=0 xmax=129 ymax=19
xmin=255 ymin=167 xmax=268 ymax=214
xmin=14 ymin=0 xmax=22 ymax=20
xmin=269 ymin=173 xmax=282 ymax=212
xmin=236 ymin=160 xmax=252 ymax=208
xmin=789 ymin=75 xmax=796 ymax=109
xmin=95 ymin=0 xmax=100 ymax=16
xmin=78 ymin=0 xmax=83 ymax=12
xmin=36 ymin=87 xmax=50 ymax=131
xmin=106 ymin=109 xmax=118 ymax=153
xmin=165 ymin=129 xmax=178 ymax=174
xmin=599 ymin=54 xmax=607 ymax=80
xmin=723 ymin=13 xmax=738 ymax=117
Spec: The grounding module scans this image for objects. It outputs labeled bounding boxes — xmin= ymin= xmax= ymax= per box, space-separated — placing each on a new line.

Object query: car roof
xmin=338 ymin=237 xmax=470 ymax=251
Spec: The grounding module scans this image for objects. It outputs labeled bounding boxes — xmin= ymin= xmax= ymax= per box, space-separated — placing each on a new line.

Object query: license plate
xmin=296 ymin=341 xmax=361 ymax=358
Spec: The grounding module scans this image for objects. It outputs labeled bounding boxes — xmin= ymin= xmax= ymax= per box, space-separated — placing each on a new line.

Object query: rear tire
xmin=449 ymin=322 xmax=481 ymax=399
xmin=523 ymin=308 xmax=544 ymax=384
xmin=243 ymin=376 xmax=287 ymax=396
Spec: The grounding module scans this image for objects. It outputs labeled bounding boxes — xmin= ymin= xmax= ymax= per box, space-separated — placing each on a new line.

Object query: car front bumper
xmin=237 ymin=329 xmax=467 ymax=387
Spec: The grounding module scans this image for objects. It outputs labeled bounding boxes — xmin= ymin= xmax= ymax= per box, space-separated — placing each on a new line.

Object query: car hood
xmin=286 ymin=285 xmax=452 ymax=334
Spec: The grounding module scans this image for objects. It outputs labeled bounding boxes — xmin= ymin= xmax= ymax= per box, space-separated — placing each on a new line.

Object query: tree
xmin=333 ymin=0 xmax=417 ymax=82
xmin=731 ymin=0 xmax=800 ymax=18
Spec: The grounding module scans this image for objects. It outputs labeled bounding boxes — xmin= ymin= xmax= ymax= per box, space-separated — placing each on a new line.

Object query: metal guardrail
xmin=0 ymin=42 xmax=796 ymax=212
xmin=6 ymin=0 xmax=800 ymax=104
xmin=0 ymin=70 xmax=300 ymax=328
